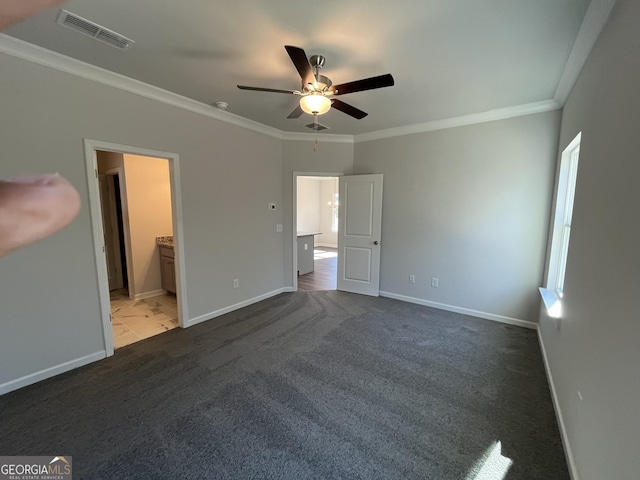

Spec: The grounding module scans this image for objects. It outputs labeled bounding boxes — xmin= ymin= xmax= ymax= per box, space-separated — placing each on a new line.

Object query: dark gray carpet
xmin=0 ymin=291 xmax=569 ymax=479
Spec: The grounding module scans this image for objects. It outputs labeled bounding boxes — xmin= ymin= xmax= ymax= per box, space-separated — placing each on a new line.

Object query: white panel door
xmin=337 ymin=174 xmax=383 ymax=296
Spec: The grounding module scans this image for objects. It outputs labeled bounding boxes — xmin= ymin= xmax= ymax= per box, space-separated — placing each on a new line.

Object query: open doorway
xmin=85 ymin=140 xmax=186 ymax=357
xmin=97 ymin=151 xmax=178 ymax=348
xmin=294 ymin=174 xmax=340 ymax=291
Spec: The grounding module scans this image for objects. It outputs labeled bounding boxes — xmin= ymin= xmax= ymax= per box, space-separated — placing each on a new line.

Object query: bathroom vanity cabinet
xmin=159 ymin=245 xmax=176 ymax=294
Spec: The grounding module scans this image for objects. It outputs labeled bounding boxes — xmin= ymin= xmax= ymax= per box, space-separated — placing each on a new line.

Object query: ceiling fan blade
xmin=284 ymin=45 xmax=314 ymax=87
xmin=237 ymin=85 xmax=296 ymax=94
xmin=331 ymin=74 xmax=395 ymax=96
xmin=331 ymin=99 xmax=368 ymax=119
xmin=287 ymin=105 xmax=304 ymax=119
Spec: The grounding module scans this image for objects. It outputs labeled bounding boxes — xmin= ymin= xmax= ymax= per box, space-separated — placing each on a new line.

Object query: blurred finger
xmin=0 ymin=0 xmax=66 ymax=29
xmin=0 ymin=174 xmax=80 ymax=257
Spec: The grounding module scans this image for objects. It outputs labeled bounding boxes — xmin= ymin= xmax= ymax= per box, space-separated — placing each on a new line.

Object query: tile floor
xmin=110 ymin=289 xmax=179 ymax=349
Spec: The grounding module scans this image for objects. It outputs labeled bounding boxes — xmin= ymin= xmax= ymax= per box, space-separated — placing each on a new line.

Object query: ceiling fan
xmin=237 ymin=45 xmax=394 ymax=121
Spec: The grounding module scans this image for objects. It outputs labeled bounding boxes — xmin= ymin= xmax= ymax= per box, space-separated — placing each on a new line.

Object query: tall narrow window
xmin=546 ymin=132 xmax=581 ymax=297
xmin=331 ymin=178 xmax=339 ymax=233
xmin=331 ymin=193 xmax=339 ymax=233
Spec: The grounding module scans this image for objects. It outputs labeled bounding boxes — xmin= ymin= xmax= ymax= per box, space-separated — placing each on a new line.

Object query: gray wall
xmin=538 ymin=1 xmax=640 ymax=478
xmin=282 ymin=140 xmax=354 ymax=287
xmin=354 ymin=110 xmax=561 ymax=322
xmin=0 ymin=52 xmax=284 ymax=388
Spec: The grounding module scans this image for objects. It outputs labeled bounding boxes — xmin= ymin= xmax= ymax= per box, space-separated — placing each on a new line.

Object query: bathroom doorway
xmin=86 ymin=140 xmax=187 ymax=356
xmin=97 ymin=151 xmax=179 ymax=348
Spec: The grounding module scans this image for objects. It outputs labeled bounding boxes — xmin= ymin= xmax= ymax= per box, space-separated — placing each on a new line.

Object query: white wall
xmin=538 ymin=1 xmax=640 ymax=478
xmin=0 ymin=50 xmax=284 ymax=391
xmin=296 ymin=176 xmax=338 ymax=248
xmin=296 ymin=177 xmax=320 ymax=233
xmin=354 ymin=110 xmax=561 ymax=323
xmin=122 ymin=154 xmax=172 ymax=297
xmin=318 ymin=178 xmax=338 ymax=247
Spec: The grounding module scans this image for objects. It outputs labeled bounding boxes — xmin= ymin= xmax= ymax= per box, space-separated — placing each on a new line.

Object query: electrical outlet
xmin=304 ymin=243 xmax=308 ymax=250
xmin=233 ymin=279 xmax=239 ymax=289
xmin=276 ymin=224 xmax=283 ymax=232
xmin=409 ymin=275 xmax=416 ymax=284
xmin=431 ymin=277 xmax=439 ymax=288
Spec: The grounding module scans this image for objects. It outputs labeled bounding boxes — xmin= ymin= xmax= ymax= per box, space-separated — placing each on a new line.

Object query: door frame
xmin=84 ymin=139 xmax=189 ymax=356
xmin=292 ymin=171 xmax=342 ymax=291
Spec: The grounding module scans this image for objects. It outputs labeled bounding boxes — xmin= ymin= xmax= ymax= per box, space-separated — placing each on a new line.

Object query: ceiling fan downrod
xmin=307 ymin=54 xmax=331 ymax=93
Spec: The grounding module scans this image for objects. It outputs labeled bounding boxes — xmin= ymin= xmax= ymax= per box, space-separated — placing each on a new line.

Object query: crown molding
xmin=554 ymin=0 xmax=616 ymax=104
xmin=0 ymin=33 xmax=283 ymax=139
xmin=354 ymin=99 xmax=561 ymax=143
xmin=1 ymin=33 xmax=567 ymax=145
xmin=281 ymin=131 xmax=353 ymax=143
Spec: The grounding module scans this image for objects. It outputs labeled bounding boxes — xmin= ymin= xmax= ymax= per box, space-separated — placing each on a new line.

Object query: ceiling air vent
xmin=305 ymin=122 xmax=330 ymax=132
xmin=56 ymin=10 xmax=134 ymax=50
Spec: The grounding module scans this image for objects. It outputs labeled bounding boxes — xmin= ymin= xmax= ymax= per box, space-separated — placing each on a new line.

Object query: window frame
xmin=540 ymin=132 xmax=581 ymax=316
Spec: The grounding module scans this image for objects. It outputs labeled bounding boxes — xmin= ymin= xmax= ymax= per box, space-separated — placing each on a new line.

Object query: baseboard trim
xmin=133 ymin=289 xmax=167 ymax=301
xmin=186 ymin=288 xmax=290 ymax=327
xmin=0 ymin=351 xmax=106 ymax=396
xmin=538 ymin=330 xmax=579 ymax=480
xmin=379 ymin=291 xmax=537 ymax=330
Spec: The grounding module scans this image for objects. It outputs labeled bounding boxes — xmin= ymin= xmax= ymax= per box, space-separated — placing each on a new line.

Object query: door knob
xmin=373 ymin=241 xmax=380 ymax=246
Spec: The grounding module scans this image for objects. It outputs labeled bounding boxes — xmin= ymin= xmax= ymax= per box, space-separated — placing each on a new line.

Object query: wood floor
xmin=298 ymin=247 xmax=337 ymax=291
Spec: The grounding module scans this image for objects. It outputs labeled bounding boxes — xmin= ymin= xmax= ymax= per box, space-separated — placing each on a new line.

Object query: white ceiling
xmin=4 ymin=0 xmax=593 ymax=135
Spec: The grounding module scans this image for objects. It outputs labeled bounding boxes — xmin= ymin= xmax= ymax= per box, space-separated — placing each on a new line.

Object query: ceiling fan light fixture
xmin=300 ymin=94 xmax=331 ymax=115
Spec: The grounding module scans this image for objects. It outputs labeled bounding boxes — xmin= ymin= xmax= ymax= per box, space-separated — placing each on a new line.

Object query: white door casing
xmin=337 ymin=174 xmax=383 ymax=296
xmin=84 ymin=139 xmax=188 ymax=357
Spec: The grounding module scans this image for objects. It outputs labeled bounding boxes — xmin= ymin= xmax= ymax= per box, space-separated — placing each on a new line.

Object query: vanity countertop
xmin=156 ymin=236 xmax=174 ymax=248
xmin=297 ymin=231 xmax=322 ymax=237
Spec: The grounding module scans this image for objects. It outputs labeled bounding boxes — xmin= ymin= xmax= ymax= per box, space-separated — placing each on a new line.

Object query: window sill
xmin=539 ymin=287 xmax=562 ymax=318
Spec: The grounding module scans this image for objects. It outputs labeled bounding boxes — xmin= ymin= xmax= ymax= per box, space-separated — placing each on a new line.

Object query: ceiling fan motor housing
xmin=304 ymin=74 xmax=332 ymax=93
